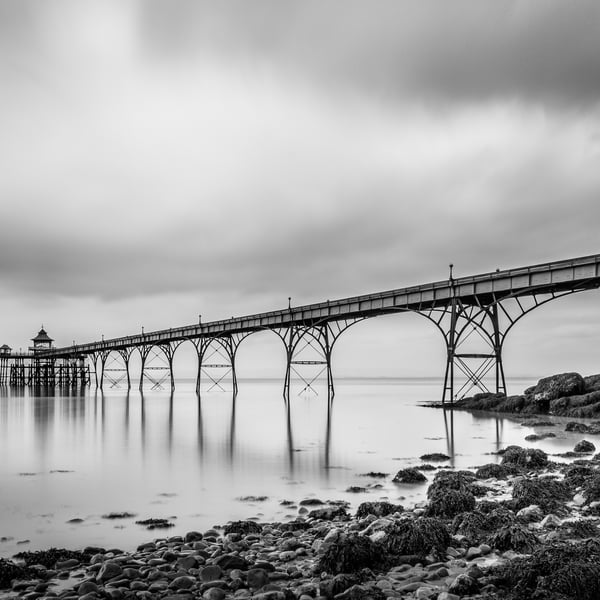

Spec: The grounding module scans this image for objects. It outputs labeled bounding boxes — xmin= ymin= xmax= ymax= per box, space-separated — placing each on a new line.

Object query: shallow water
xmin=0 ymin=377 xmax=591 ymax=557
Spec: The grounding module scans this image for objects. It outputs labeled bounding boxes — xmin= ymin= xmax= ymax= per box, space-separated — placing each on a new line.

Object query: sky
xmin=1 ymin=0 xmax=600 ymax=384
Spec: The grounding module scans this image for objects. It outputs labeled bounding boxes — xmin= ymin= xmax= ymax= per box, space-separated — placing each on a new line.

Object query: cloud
xmin=139 ymin=0 xmax=600 ymax=107
xmin=1 ymin=0 xmax=600 ymax=370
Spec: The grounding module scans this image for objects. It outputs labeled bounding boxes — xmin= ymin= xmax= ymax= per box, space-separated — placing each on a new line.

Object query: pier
xmin=2 ymin=253 xmax=600 ymax=402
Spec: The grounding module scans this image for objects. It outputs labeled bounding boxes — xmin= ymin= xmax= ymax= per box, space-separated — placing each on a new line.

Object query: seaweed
xmin=581 ymin=473 xmax=600 ymax=503
xmin=425 ymin=470 xmax=477 ymax=518
xmin=490 ymin=539 xmax=600 ymax=600
xmin=223 ymin=520 xmax=262 ymax=536
xmin=12 ymin=548 xmax=90 ymax=569
xmin=317 ymin=533 xmax=381 ymax=574
xmin=0 ymin=559 xmax=34 ymax=590
xmin=512 ymin=477 xmax=572 ymax=512
xmin=419 ymin=453 xmax=450 ymax=461
xmin=563 ymin=464 xmax=595 ymax=488
xmin=426 ymin=489 xmax=476 ymax=518
xmin=135 ymin=518 xmax=175 ymax=529
xmin=475 ymin=463 xmax=514 ymax=479
xmin=559 ymin=519 xmax=599 ymax=539
xmin=501 ymin=445 xmax=548 ymax=469
xmin=392 ymin=468 xmax=427 ymax=484
xmin=574 ymin=440 xmax=596 ymax=453
xmin=487 ymin=522 xmax=539 ymax=553
xmin=382 ymin=517 xmax=451 ymax=559
xmin=356 ymin=502 xmax=403 ymax=519
xmin=452 ymin=506 xmax=515 ymax=545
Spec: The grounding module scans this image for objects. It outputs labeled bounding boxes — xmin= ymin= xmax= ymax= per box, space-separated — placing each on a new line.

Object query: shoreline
xmin=2 ymin=438 xmax=600 ymax=600
xmin=4 ymin=374 xmax=600 ymax=599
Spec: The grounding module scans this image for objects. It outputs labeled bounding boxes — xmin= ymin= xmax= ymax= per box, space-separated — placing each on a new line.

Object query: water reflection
xmin=228 ymin=393 xmax=236 ymax=463
xmin=0 ymin=385 xmax=520 ymax=474
xmin=197 ymin=394 xmax=204 ymax=457
xmin=1 ymin=379 xmax=561 ymax=558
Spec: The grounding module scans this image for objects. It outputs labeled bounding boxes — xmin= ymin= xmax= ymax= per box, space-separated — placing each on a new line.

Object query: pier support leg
xmin=277 ymin=318 xmax=361 ymax=403
xmin=139 ymin=342 xmax=182 ymax=392
xmin=192 ymin=334 xmax=249 ymax=395
xmin=424 ymin=287 xmax=571 ymax=404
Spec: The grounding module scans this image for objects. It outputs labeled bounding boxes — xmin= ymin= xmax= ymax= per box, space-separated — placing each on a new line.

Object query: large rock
xmin=528 ymin=372 xmax=584 ymax=404
xmin=584 ymin=374 xmax=600 ymax=393
xmin=97 ymin=561 xmax=123 ymax=582
xmin=550 ymin=391 xmax=600 ymax=417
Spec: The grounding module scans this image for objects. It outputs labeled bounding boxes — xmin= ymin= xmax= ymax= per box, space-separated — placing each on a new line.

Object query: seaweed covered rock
xmin=500 ymin=445 xmax=548 ymax=469
xmin=382 ymin=517 xmax=451 ymax=559
xmin=12 ymin=548 xmax=90 ymax=569
xmin=528 ymin=372 xmax=585 ymax=403
xmin=0 ymin=559 xmax=34 ymax=590
xmin=475 ymin=463 xmax=514 ymax=479
xmin=452 ymin=505 xmax=515 ymax=545
xmin=512 ymin=476 xmax=572 ymax=512
xmin=428 ymin=470 xmax=476 ymax=493
xmin=356 ymin=501 xmax=403 ymax=519
xmin=566 ymin=421 xmax=593 ymax=433
xmin=584 ymin=374 xmax=600 ymax=393
xmin=308 ymin=506 xmax=348 ymax=521
xmin=564 ymin=464 xmax=595 ymax=487
xmin=490 ymin=539 xmax=600 ymax=600
xmin=426 ymin=488 xmax=476 ymax=518
xmin=453 ymin=393 xmax=527 ymax=413
xmin=582 ymin=473 xmax=600 ymax=504
xmin=487 ymin=522 xmax=539 ymax=553
xmin=574 ymin=440 xmax=596 ymax=453
xmin=524 ymin=432 xmax=556 ymax=441
xmin=550 ymin=391 xmax=600 ymax=417
xmin=419 ymin=453 xmax=450 ymax=462
xmin=425 ymin=470 xmax=477 ymax=518
xmin=558 ymin=519 xmax=599 ymax=540
xmin=392 ymin=468 xmax=426 ymax=484
xmin=222 ymin=520 xmax=262 ymax=536
xmin=317 ymin=531 xmax=381 ymax=574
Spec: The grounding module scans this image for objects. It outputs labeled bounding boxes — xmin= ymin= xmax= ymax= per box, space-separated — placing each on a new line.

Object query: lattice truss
xmin=193 ymin=334 xmax=250 ymax=394
xmin=99 ymin=350 xmax=132 ymax=389
xmin=139 ymin=343 xmax=180 ymax=391
xmin=422 ymin=288 xmax=579 ymax=402
xmin=277 ymin=318 xmax=363 ymax=400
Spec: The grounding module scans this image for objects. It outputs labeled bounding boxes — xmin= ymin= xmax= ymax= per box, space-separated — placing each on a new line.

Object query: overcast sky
xmin=1 ymin=0 xmax=600 ymax=382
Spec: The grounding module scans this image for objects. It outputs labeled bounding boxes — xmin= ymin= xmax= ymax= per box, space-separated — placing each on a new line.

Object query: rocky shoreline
xmin=448 ymin=371 xmax=600 ymax=419
xmin=4 ymin=374 xmax=600 ymax=600
xmin=3 ymin=441 xmax=600 ymax=599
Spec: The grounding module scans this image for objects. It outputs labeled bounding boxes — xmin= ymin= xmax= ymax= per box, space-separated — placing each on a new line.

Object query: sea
xmin=0 ymin=376 xmax=589 ymax=558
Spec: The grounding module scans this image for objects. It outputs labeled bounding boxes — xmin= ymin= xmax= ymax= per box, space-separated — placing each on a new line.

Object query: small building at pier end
xmin=0 ymin=344 xmax=11 ymax=356
xmin=29 ymin=326 xmax=54 ymax=354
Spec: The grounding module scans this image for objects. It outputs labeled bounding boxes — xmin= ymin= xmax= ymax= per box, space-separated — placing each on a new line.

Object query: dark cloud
xmin=140 ymin=0 xmax=600 ymax=107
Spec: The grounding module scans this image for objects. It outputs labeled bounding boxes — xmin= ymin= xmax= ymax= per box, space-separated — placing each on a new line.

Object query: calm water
xmin=0 ymin=377 xmax=586 ymax=557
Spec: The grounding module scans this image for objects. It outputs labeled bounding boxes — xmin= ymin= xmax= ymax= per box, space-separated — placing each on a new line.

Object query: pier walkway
xmin=4 ymin=253 xmax=600 ymax=402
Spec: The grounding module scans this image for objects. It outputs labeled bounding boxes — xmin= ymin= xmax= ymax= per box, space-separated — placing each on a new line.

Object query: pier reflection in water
xmin=0 ymin=377 xmax=542 ymax=557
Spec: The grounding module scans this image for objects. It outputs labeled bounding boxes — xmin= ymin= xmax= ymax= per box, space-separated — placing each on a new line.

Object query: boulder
xmin=584 ymin=374 xmax=600 ymax=393
xmin=500 ymin=445 xmax=548 ymax=469
xmin=529 ymin=372 xmax=584 ymax=404
xmin=392 ymin=468 xmax=427 ymax=484
xmin=550 ymin=391 xmax=600 ymax=416
xmin=308 ymin=506 xmax=348 ymax=521
xmin=97 ymin=561 xmax=123 ymax=582
xmin=316 ymin=532 xmax=381 ymax=574
xmin=574 ymin=440 xmax=596 ymax=453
